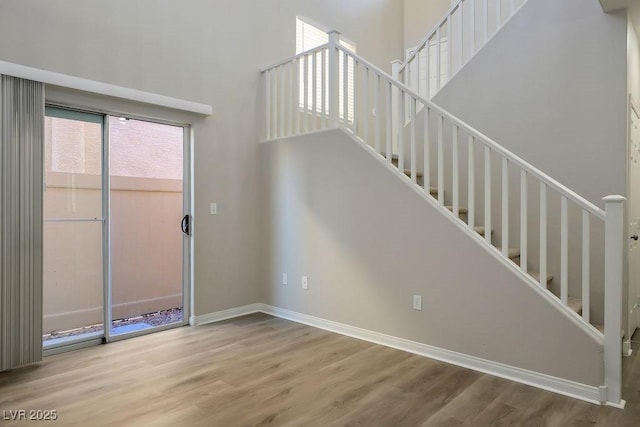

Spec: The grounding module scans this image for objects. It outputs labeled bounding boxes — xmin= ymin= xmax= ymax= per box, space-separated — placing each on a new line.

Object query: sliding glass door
xmin=108 ymin=116 xmax=186 ymax=337
xmin=43 ymin=109 xmax=105 ymax=346
xmin=43 ymin=107 xmax=190 ymax=351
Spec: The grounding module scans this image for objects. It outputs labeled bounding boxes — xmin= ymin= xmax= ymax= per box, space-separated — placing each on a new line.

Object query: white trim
xmin=193 ymin=302 xmax=623 ymax=407
xmin=189 ymin=303 xmax=262 ymax=326
xmin=0 ymin=60 xmax=212 ymax=116
xmin=257 ymin=304 xmax=609 ymax=406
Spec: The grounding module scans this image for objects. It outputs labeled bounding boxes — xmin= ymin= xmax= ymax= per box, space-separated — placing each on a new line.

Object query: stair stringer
xmin=262 ymin=127 xmax=605 ymax=401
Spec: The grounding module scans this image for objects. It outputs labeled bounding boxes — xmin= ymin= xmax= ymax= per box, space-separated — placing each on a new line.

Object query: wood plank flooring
xmin=1 ymin=313 xmax=640 ymax=426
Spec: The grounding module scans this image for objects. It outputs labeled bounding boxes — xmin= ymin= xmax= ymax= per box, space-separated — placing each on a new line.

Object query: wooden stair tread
xmin=403 ymin=169 xmax=424 ymax=178
xmin=530 ymin=271 xmax=553 ymax=283
xmin=473 ymin=226 xmax=494 ymax=236
xmin=497 ymin=247 xmax=520 ymax=259
xmin=567 ymin=297 xmax=583 ymax=315
xmin=380 ymin=152 xmax=399 ymax=161
xmin=445 ymin=206 xmax=468 ymax=214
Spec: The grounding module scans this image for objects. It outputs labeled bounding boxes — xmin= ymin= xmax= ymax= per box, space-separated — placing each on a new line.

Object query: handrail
xmin=399 ymin=0 xmax=463 ymax=73
xmin=260 ymin=43 xmax=330 ymax=73
xmin=335 ymin=44 xmax=605 ymax=219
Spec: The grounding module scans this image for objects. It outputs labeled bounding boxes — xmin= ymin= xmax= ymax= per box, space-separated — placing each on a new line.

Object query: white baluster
xmin=375 ymin=74 xmax=381 ymax=153
xmin=303 ymin=55 xmax=309 ymax=133
xmin=398 ymin=89 xmax=405 ymax=171
xmin=459 ymin=2 xmax=464 ymax=68
xmin=343 ymin=51 xmax=349 ymax=125
xmin=436 ymin=27 xmax=442 ymax=91
xmin=501 ymin=157 xmax=509 ymax=257
xmin=272 ymin=68 xmax=278 ymax=138
xmin=386 ymin=81 xmax=392 ymax=162
xmin=425 ymin=39 xmax=431 ymax=99
xmin=484 ymin=0 xmax=489 ymax=43
xmin=279 ymin=65 xmax=285 ymax=136
xmin=321 ymin=51 xmax=327 ymax=129
xmin=391 ymin=61 xmax=401 ymax=158
xmin=265 ymin=69 xmax=271 ymax=139
xmin=446 ymin=16 xmax=452 ymax=84
xmin=539 ymin=183 xmax=547 ymax=288
xmin=353 ymin=59 xmax=358 ymax=135
xmin=438 ymin=115 xmax=444 ymax=206
xmin=453 ymin=125 xmax=459 ymax=217
xmin=289 ymin=60 xmax=294 ymax=136
xmin=560 ymin=195 xmax=568 ymax=305
xmin=424 ymin=107 xmax=431 ymax=193
xmin=484 ymin=146 xmax=492 ymax=244
xmin=295 ymin=58 xmax=301 ymax=135
xmin=311 ymin=53 xmax=317 ymax=131
xmin=468 ymin=135 xmax=475 ymax=228
xmin=582 ymin=209 xmax=590 ymax=323
xmin=520 ymin=169 xmax=527 ymax=273
xmin=363 ymin=67 xmax=369 ymax=144
xmin=470 ymin=0 xmax=476 ymax=52
xmin=410 ymin=97 xmax=417 ymax=184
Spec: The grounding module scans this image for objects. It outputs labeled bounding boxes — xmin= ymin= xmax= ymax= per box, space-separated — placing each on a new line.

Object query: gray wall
xmin=0 ymin=0 xmax=404 ymax=317
xmin=433 ymin=0 xmax=627 ymax=204
xmin=403 ymin=0 xmax=450 ymax=50
xmin=260 ymin=129 xmax=603 ymax=386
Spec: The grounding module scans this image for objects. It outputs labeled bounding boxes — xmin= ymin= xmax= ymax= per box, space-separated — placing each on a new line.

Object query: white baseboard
xmin=189 ymin=303 xmax=262 ymax=326
xmin=192 ymin=303 xmax=613 ymax=407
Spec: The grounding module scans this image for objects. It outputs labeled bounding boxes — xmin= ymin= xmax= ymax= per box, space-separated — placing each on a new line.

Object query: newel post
xmin=328 ymin=30 xmax=341 ymax=128
xmin=603 ymin=195 xmax=625 ymax=406
xmin=391 ymin=60 xmax=402 ymax=156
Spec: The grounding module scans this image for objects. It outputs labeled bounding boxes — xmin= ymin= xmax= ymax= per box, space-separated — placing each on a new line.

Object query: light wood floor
xmin=1 ymin=313 xmax=640 ymax=426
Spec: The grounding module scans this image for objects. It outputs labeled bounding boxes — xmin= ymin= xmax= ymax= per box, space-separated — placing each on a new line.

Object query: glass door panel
xmin=108 ymin=116 xmax=185 ymax=336
xmin=43 ymin=109 xmax=105 ymax=346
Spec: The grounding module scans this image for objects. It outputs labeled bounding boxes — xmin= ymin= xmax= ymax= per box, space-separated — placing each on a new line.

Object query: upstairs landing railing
xmin=398 ymin=0 xmax=529 ymax=101
xmin=261 ymin=31 xmax=624 ymax=406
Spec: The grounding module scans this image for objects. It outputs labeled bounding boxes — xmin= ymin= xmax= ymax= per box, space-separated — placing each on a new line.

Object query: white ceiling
xmin=599 ymin=0 xmax=631 ymax=12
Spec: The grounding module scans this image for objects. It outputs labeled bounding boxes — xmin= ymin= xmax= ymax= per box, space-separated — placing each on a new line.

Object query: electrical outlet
xmin=210 ymin=202 xmax=217 ymax=215
xmin=282 ymin=273 xmax=288 ymax=285
xmin=301 ymin=275 xmax=308 ymax=290
xmin=413 ymin=295 xmax=422 ymax=311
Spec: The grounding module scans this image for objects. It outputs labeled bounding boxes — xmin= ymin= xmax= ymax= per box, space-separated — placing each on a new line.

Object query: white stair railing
xmin=399 ymin=0 xmax=528 ymax=100
xmin=261 ymin=34 xmax=624 ymax=406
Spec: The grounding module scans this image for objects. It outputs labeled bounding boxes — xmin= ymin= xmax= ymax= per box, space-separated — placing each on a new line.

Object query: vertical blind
xmin=0 ymin=75 xmax=44 ymax=371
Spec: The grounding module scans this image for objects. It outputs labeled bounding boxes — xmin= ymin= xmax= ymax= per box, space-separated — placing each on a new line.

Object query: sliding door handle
xmin=181 ymin=214 xmax=191 ymax=236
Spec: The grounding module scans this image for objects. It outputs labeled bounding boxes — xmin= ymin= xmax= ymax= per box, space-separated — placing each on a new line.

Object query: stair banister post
xmin=603 ymin=194 xmax=625 ymax=406
xmin=328 ymin=30 xmax=341 ymax=128
xmin=391 ymin=60 xmax=402 ymax=158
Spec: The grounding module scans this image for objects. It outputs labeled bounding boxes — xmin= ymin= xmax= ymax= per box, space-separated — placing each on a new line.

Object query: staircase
xmin=260 ymin=2 xmax=625 ymax=407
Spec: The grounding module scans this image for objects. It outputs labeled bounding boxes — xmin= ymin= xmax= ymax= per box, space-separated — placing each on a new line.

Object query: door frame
xmin=43 ymin=104 xmax=193 ymax=352
xmin=627 ymin=94 xmax=640 ymax=353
